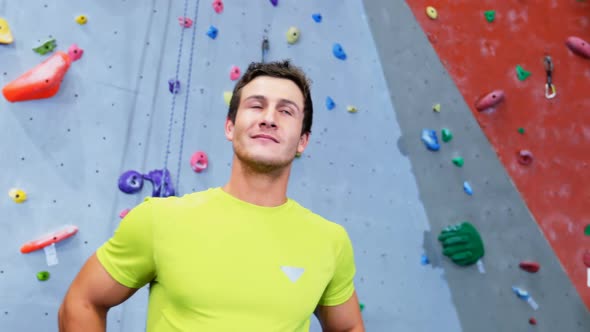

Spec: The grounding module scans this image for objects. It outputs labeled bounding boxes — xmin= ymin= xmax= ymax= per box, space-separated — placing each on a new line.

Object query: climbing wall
xmin=1 ymin=1 xmax=588 ymax=332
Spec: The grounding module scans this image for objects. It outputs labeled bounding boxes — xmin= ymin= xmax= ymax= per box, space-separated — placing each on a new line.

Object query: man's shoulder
xmin=288 ymin=200 xmax=348 ymax=238
xmin=146 ymin=187 xmax=220 ymax=209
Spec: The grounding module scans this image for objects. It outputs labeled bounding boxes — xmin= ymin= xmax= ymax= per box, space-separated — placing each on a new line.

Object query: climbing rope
xmin=161 ymin=0 xmax=200 ymax=197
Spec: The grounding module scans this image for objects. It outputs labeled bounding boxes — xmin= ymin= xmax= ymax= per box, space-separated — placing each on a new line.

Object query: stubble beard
xmin=233 ymin=140 xmax=294 ymax=175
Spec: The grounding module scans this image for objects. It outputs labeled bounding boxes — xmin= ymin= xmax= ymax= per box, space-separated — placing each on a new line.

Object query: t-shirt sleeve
xmin=318 ymin=226 xmax=357 ymax=306
xmin=96 ymin=197 xmax=156 ymax=289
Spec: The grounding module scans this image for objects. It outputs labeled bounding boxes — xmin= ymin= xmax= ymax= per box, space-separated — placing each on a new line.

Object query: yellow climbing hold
xmin=433 ymin=103 xmax=441 ymax=112
xmin=223 ymin=91 xmax=232 ymax=106
xmin=426 ymin=6 xmax=438 ymax=20
xmin=286 ymin=27 xmax=300 ymax=44
xmin=75 ymin=15 xmax=88 ymax=25
xmin=0 ymin=18 xmax=14 ymax=44
xmin=8 ymin=188 xmax=27 ymax=203
xmin=347 ymin=105 xmax=358 ymax=113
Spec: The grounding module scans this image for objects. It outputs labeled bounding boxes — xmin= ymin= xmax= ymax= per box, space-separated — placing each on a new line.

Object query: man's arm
xmin=58 ymin=253 xmax=139 ymax=332
xmin=315 ymin=291 xmax=365 ymax=332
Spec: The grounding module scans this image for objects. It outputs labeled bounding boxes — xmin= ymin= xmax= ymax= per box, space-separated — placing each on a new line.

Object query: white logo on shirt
xmin=280 ymin=266 xmax=305 ymax=282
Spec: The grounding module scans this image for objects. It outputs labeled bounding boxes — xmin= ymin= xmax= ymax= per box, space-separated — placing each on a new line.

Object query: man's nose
xmin=259 ymin=107 xmax=277 ymax=128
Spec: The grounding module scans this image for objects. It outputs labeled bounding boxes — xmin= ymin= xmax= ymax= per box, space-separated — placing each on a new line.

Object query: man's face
xmin=225 ymin=76 xmax=309 ymax=173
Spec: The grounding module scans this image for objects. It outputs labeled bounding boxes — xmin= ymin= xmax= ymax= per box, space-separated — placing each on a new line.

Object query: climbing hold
xmin=529 ymin=318 xmax=537 ymax=325
xmin=512 ymin=286 xmax=539 ymax=310
xmin=420 ymin=254 xmax=430 ymax=265
xmin=67 ymin=44 xmax=84 ymax=62
xmin=566 ymin=36 xmax=590 ymax=59
xmin=359 ymin=303 xmax=365 ymax=312
xmin=212 ymin=0 xmax=224 ymax=14
xmin=347 ymin=105 xmax=358 ymax=113
xmin=312 ymin=13 xmax=322 ymax=23
xmin=118 ymin=170 xmax=144 ymax=194
xmin=583 ymin=250 xmax=590 ymax=267
xmin=519 ymin=261 xmax=540 ymax=273
xmin=332 ymin=43 xmax=347 ymax=60
xmin=20 ymin=224 xmax=79 ymax=254
xmin=0 ymin=18 xmax=14 ymax=44
xmin=421 ymin=129 xmax=440 ymax=151
xmin=475 ymin=89 xmax=505 ymax=112
xmin=119 ymin=208 xmax=131 ymax=219
xmin=325 ymin=96 xmax=335 ymax=110
xmin=206 ymin=26 xmax=218 ymax=39
xmin=432 ymin=103 xmax=441 ymax=112
xmin=33 ymin=38 xmax=57 ymax=55
xmin=438 ymin=222 xmax=484 ymax=266
xmin=452 ymin=157 xmax=464 ymax=167
xmin=518 ymin=127 xmax=525 ymax=134
xmin=230 ymin=66 xmax=241 ymax=81
xmin=425 ymin=6 xmax=438 ymax=20
xmin=517 ymin=150 xmax=533 ymax=166
xmin=75 ymin=15 xmax=88 ymax=25
xmin=484 ymin=10 xmax=495 ymax=23
xmin=37 ymin=271 xmax=50 ymax=281
xmin=143 ymin=169 xmax=175 ymax=197
xmin=463 ymin=181 xmax=473 ymax=196
xmin=270 ymin=0 xmax=278 ymax=6
xmin=223 ymin=91 xmax=232 ymax=106
xmin=515 ymin=65 xmax=531 ymax=81
xmin=585 ymin=224 xmax=590 ymax=236
xmin=441 ymin=128 xmax=453 ymax=142
xmin=8 ymin=188 xmax=27 ymax=203
xmin=178 ymin=17 xmax=193 ymax=28
xmin=2 ymin=51 xmax=72 ymax=102
xmin=286 ymin=27 xmax=300 ymax=45
xmin=168 ymin=79 xmax=181 ymax=94
xmin=190 ymin=151 xmax=209 ymax=173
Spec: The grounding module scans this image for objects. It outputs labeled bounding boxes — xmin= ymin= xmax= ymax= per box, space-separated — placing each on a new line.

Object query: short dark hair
xmin=227 ymin=60 xmax=313 ymax=135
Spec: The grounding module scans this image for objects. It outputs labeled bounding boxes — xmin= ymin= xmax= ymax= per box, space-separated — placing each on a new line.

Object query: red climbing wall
xmin=405 ymin=1 xmax=590 ymax=309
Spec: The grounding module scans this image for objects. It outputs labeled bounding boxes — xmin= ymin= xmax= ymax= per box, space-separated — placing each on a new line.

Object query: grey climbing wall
xmin=1 ymin=0 xmax=587 ymax=332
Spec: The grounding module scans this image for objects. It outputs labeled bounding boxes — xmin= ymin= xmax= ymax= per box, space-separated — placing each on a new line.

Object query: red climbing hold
xmin=519 ymin=261 xmax=540 ymax=273
xmin=566 ymin=36 xmax=590 ymax=59
xmin=517 ymin=150 xmax=534 ymax=166
xmin=529 ymin=318 xmax=537 ymax=325
xmin=475 ymin=89 xmax=505 ymax=111
xmin=212 ymin=0 xmax=224 ymax=14
xmin=2 ymin=51 xmax=72 ymax=102
xmin=583 ymin=250 xmax=590 ymax=268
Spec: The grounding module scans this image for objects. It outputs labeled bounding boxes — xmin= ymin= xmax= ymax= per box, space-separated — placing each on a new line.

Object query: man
xmin=59 ymin=60 xmax=364 ymax=332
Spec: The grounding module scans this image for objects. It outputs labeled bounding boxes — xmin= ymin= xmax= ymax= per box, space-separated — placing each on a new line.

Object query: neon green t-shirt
xmin=96 ymin=187 xmax=356 ymax=331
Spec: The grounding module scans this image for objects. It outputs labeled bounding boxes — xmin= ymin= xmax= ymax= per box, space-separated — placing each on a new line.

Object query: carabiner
xmin=545 ymin=83 xmax=556 ymax=99
xmin=544 ymin=56 xmax=556 ymax=99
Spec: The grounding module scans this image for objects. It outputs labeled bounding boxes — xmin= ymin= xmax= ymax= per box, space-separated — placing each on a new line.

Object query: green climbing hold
xmin=452 ymin=157 xmax=464 ymax=167
xmin=516 ymin=65 xmax=531 ymax=81
xmin=484 ymin=10 xmax=495 ymax=23
xmin=585 ymin=224 xmax=590 ymax=236
xmin=359 ymin=303 xmax=365 ymax=312
xmin=33 ymin=38 xmax=57 ymax=55
xmin=438 ymin=222 xmax=485 ymax=266
xmin=37 ymin=271 xmax=50 ymax=281
xmin=441 ymin=128 xmax=453 ymax=142
xmin=518 ymin=127 xmax=525 ymax=134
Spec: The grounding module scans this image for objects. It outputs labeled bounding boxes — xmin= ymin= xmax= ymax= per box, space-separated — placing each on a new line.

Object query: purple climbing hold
xmin=143 ymin=169 xmax=175 ymax=197
xmin=326 ymin=96 xmax=335 ymax=110
xmin=168 ymin=79 xmax=180 ymax=94
xmin=118 ymin=170 xmax=144 ymax=194
xmin=332 ymin=43 xmax=347 ymax=60
xmin=312 ymin=13 xmax=322 ymax=23
xmin=270 ymin=0 xmax=278 ymax=6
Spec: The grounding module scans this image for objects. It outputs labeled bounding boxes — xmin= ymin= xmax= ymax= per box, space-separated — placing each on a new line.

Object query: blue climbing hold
xmin=421 ymin=129 xmax=440 ymax=151
xmin=463 ymin=181 xmax=473 ymax=196
xmin=312 ymin=13 xmax=322 ymax=23
xmin=207 ymin=26 xmax=218 ymax=39
xmin=168 ymin=79 xmax=180 ymax=94
xmin=421 ymin=254 xmax=430 ymax=265
xmin=332 ymin=43 xmax=347 ymax=60
xmin=326 ymin=96 xmax=335 ymax=110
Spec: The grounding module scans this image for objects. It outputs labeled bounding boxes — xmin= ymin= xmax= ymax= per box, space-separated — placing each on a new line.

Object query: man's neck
xmin=222 ymin=156 xmax=291 ymax=207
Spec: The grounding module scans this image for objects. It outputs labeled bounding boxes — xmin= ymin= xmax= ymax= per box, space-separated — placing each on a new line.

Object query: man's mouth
xmin=252 ymin=134 xmax=279 ymax=143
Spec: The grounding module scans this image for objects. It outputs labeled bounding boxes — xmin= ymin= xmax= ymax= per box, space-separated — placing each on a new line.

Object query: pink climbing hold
xmin=270 ymin=0 xmax=278 ymax=6
xmin=475 ymin=89 xmax=505 ymax=112
xmin=67 ymin=44 xmax=84 ymax=62
xmin=230 ymin=66 xmax=241 ymax=81
xmin=212 ymin=0 xmax=224 ymax=14
xmin=583 ymin=250 xmax=590 ymax=268
xmin=190 ymin=151 xmax=209 ymax=173
xmin=517 ymin=150 xmax=534 ymax=166
xmin=519 ymin=261 xmax=540 ymax=273
xmin=566 ymin=36 xmax=590 ymax=59
xmin=119 ymin=208 xmax=131 ymax=219
xmin=178 ymin=17 xmax=193 ymax=28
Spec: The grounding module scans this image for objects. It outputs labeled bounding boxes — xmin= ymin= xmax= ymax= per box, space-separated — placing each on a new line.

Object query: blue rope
xmin=174 ymin=0 xmax=201 ymax=193
xmin=161 ymin=0 xmax=190 ymax=197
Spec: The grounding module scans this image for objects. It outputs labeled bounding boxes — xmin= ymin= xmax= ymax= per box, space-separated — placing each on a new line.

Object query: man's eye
xmin=252 ymin=105 xmax=262 ymax=109
xmin=281 ymin=109 xmax=292 ymax=116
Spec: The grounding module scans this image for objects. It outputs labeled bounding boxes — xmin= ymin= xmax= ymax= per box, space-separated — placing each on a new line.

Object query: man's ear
xmin=297 ymin=132 xmax=310 ymax=154
xmin=225 ymin=117 xmax=235 ymax=141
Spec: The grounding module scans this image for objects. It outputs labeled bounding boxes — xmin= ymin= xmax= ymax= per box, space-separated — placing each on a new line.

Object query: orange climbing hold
xmin=2 ymin=51 xmax=72 ymax=102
